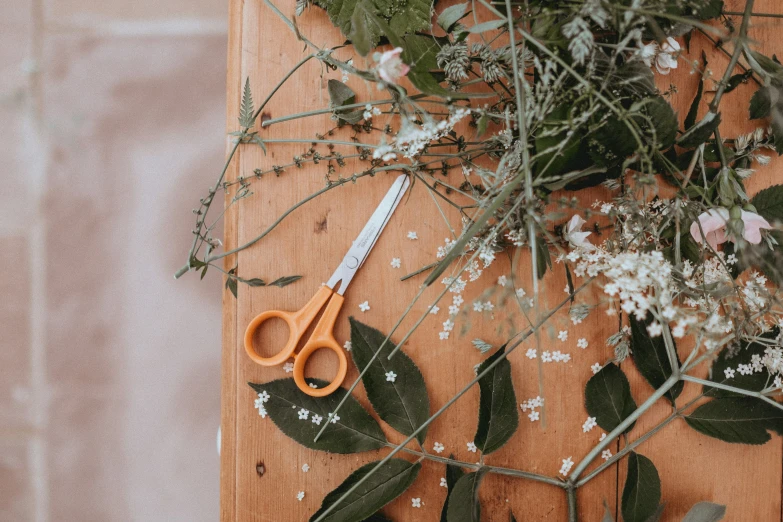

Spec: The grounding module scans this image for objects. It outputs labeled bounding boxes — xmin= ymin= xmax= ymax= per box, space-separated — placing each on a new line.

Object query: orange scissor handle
xmin=244 ymin=286 xmax=348 ymax=397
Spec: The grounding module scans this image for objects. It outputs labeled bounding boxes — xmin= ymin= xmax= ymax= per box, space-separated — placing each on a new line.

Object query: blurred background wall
xmin=1 ymin=1 xmax=227 ymax=520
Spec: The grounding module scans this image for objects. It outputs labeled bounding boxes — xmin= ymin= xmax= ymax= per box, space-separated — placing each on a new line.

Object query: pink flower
xmin=565 ymin=214 xmax=595 ymax=251
xmin=690 ymin=207 xmax=772 ymax=250
xmin=376 ymin=47 xmax=409 ymax=84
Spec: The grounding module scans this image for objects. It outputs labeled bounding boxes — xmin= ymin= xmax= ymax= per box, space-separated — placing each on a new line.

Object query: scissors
xmin=244 ymin=174 xmax=411 ymax=397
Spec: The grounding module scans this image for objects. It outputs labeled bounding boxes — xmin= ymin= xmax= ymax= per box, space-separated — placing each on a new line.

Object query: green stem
xmin=680 ymin=374 xmax=783 ymax=411
xmin=567 ymin=486 xmax=578 ymax=522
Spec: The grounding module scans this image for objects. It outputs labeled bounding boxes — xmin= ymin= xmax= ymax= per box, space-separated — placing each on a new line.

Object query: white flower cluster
xmin=520 ymin=396 xmax=544 ymax=422
xmin=254 ymin=390 xmax=270 ymax=418
xmin=541 ymin=350 xmax=572 ymax=363
xmin=373 ymin=108 xmax=470 ymax=161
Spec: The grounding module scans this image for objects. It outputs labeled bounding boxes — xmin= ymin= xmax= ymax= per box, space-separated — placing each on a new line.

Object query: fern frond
xmin=239 ymin=77 xmax=255 ymax=128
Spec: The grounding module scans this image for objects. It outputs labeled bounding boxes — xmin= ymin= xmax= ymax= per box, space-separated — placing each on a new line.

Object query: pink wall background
xmin=1 ymin=1 xmax=227 ymax=520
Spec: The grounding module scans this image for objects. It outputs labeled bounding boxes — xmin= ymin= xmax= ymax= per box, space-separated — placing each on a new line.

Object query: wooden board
xmin=221 ymin=1 xmax=783 ymax=520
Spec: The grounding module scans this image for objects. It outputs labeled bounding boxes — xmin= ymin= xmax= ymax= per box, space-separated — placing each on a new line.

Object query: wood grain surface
xmin=221 ymin=1 xmax=783 ymax=520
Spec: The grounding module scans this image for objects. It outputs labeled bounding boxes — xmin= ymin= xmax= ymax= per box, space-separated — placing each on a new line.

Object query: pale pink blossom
xmin=565 ymin=214 xmax=595 ymax=251
xmin=690 ymin=207 xmax=772 ymax=250
xmin=640 ymin=37 xmax=680 ymax=75
xmin=376 ymin=47 xmax=410 ymax=84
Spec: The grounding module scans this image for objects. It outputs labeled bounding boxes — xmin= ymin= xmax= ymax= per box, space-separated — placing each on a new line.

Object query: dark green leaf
xmin=684 ymin=397 xmax=783 ymax=445
xmin=615 ymin=60 xmax=656 ymax=97
xmin=637 ymin=96 xmax=678 ymax=150
xmin=248 ymin=378 xmax=387 ymax=453
xmin=629 ymin=316 xmax=683 ymax=406
xmin=723 ymin=71 xmax=752 ymax=94
xmin=692 ymin=0 xmax=723 ymax=20
xmin=751 ymin=184 xmax=783 ymax=222
xmin=407 ymin=70 xmax=455 ymax=97
xmin=678 ymin=112 xmax=721 ymax=149
xmin=704 ymin=331 xmax=775 ymax=398
xmin=585 ymin=363 xmax=637 ymax=433
xmin=239 ymin=77 xmax=255 ymax=128
xmin=362 ymin=513 xmax=392 ymax=522
xmin=684 ymin=69 xmax=704 ymax=130
xmin=474 ymin=346 xmax=519 ymax=454
xmin=401 ymin=34 xmax=440 ymax=72
xmin=682 ymin=502 xmax=726 ymax=522
xmin=310 ymin=459 xmax=421 ymax=522
xmin=349 ymin=318 xmax=430 ymax=443
xmin=226 ymin=275 xmax=238 ymax=298
xmin=749 ymin=50 xmax=783 ymax=77
xmin=749 ymin=87 xmax=771 ymax=120
xmin=440 ymin=458 xmax=466 ymax=522
xmin=269 ymin=275 xmax=302 ymax=288
xmin=621 ymin=452 xmax=661 ymax=522
xmin=644 ymin=503 xmax=666 ymax=522
xmin=446 ymin=468 xmax=488 ymax=522
xmin=437 ymin=3 xmax=469 ymax=33
xmin=246 ymin=278 xmax=266 ymax=287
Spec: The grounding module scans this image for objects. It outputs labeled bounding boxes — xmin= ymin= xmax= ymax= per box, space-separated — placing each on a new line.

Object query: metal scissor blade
xmin=326 ymin=174 xmax=410 ymax=295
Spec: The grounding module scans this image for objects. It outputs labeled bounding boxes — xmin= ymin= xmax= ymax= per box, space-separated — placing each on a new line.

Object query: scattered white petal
xmin=283 ymin=362 xmax=295 ymax=373
xmin=297 ymin=408 xmax=309 ymax=420
xmin=526 ymin=348 xmax=537 ymax=359
xmin=429 ymin=305 xmax=440 ymax=314
xmin=582 ymin=416 xmax=597 ymax=433
xmin=577 ymin=338 xmax=589 ymax=349
xmin=433 ymin=442 xmax=445 ymax=453
xmin=343 ymin=340 xmax=352 ymax=352
xmin=385 ymin=371 xmax=397 ymax=383
xmin=359 ymin=301 xmax=371 ymax=312
xmin=591 ymin=363 xmax=602 ymax=374
xmin=407 ymin=231 xmax=418 ymax=240
xmin=297 ymin=491 xmax=305 ymax=501
xmin=439 ymin=331 xmax=450 ymax=340
xmin=559 ymin=457 xmax=574 ymax=476
xmin=391 ymin=257 xmax=401 ymax=269
xmin=599 ymin=433 xmax=607 ymax=441
xmin=411 ymin=498 xmax=422 ymax=508
xmin=528 ymin=411 xmax=540 ymax=422
xmin=311 ymin=414 xmax=323 ymax=426
xmin=302 ymin=463 xmax=310 ymax=473
xmin=558 ymin=330 xmax=568 ymax=342
xmin=328 ymin=413 xmax=340 ymax=424
xmin=309 ymin=383 xmax=318 ymax=389
xmin=498 ymin=275 xmax=508 ymax=287
xmin=440 ymin=477 xmax=448 ymax=487
xmin=601 ymin=449 xmax=612 ymax=461
xmin=467 ymin=442 xmax=477 ymax=453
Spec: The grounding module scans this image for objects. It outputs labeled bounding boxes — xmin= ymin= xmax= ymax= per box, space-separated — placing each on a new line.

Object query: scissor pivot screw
xmin=345 ymin=256 xmax=359 ymax=269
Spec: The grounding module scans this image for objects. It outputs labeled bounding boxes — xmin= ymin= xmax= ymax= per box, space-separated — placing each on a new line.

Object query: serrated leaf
xmin=684 ymin=397 xmax=783 ymax=444
xmin=446 ymin=468 xmax=488 ymax=522
xmin=682 ymin=502 xmax=726 ymax=522
xmin=248 ymin=378 xmax=386 ymax=453
xmin=749 ymin=87 xmax=771 ymax=120
xmin=585 ymin=363 xmax=637 ymax=433
xmin=629 ymin=316 xmax=683 ymax=406
xmin=704 ymin=331 xmax=775 ymax=398
xmin=401 ymin=34 xmax=439 ymax=72
xmin=440 ymin=458 xmax=466 ymax=522
xmin=678 ymin=112 xmax=721 ymax=149
xmin=239 ymin=77 xmax=255 ymax=128
xmin=751 ymin=184 xmax=783 ymax=222
xmin=473 ymin=346 xmax=518 ymax=454
xmin=349 ymin=318 xmax=430 ymax=443
xmin=269 ymin=275 xmax=302 ymax=288
xmin=437 ymin=3 xmax=468 ymax=32
xmin=310 ymin=459 xmax=421 ymax=522
xmin=621 ymin=452 xmax=661 ymax=522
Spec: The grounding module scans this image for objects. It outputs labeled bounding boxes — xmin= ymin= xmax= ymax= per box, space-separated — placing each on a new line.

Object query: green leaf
xmin=269 ymin=275 xmax=302 ymax=288
xmin=585 ymin=363 xmax=637 ymax=433
xmin=226 ymin=275 xmax=238 ymax=298
xmin=401 ymin=34 xmax=440 ymax=72
xmin=475 ymin=113 xmax=489 ymax=139
xmin=704 ymin=331 xmax=775 ymax=398
xmin=248 ymin=378 xmax=387 ymax=453
xmin=629 ymin=316 xmax=683 ymax=406
xmin=723 ymin=70 xmax=752 ymax=94
xmin=682 ymin=502 xmax=726 ymax=522
xmin=349 ymin=318 xmax=430 ymax=443
xmin=473 ymin=346 xmax=519 ymax=454
xmin=446 ymin=468 xmax=488 ymax=522
xmin=749 ymin=50 xmax=783 ymax=77
xmin=684 ymin=397 xmax=783 ymax=445
xmin=246 ymin=278 xmax=266 ymax=287
xmin=440 ymin=458 xmax=466 ymax=522
xmin=310 ymin=459 xmax=421 ymax=522
xmin=349 ymin=2 xmax=383 ymax=56
xmin=362 ymin=513 xmax=393 ymax=522
xmin=437 ymin=3 xmax=469 ymax=32
xmin=677 ymin=112 xmax=721 ymax=149
xmin=749 ymin=87 xmax=771 ymax=120
xmin=328 ymin=79 xmax=356 ymax=106
xmin=407 ymin=70 xmax=456 ymax=97
xmin=692 ymin=0 xmax=723 ymax=20
xmin=684 ymin=68 xmax=704 ymax=130
xmin=239 ymin=77 xmax=255 ymax=128
xmin=621 ymin=452 xmax=661 ymax=522
xmin=467 ymin=19 xmax=506 ymax=33
xmin=637 ymin=96 xmax=678 ymax=150
xmin=751 ymin=184 xmax=783 ymax=223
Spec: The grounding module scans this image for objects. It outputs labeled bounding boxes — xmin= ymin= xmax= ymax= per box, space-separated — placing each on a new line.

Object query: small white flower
xmin=302 ymin=463 xmax=310 ymax=473
xmin=257 ymin=391 xmax=270 ymax=403
xmin=411 ymin=497 xmax=422 ymax=508
xmin=467 ymin=442 xmax=477 ymax=453
xmin=407 ymin=231 xmax=418 ymax=240
xmin=724 ymin=367 xmax=736 ymax=379
xmin=297 ymin=408 xmax=309 ymax=420
xmin=565 ymin=215 xmax=595 ymax=251
xmin=440 ymin=477 xmax=448 ymax=487
xmin=390 ymin=257 xmax=401 ymax=269
xmin=443 ymin=320 xmax=454 ymax=332
xmin=283 ymin=361 xmax=294 ymax=373
xmin=541 ymin=351 xmax=553 ymax=363
xmin=309 ymin=383 xmax=318 ymax=389
xmin=558 ymin=330 xmax=568 ymax=342
xmin=647 ymin=322 xmax=663 ymax=337
xmin=433 ymin=442 xmax=445 ymax=453
xmin=577 ymin=338 xmax=589 ymax=349
xmin=439 ymin=331 xmax=450 ymax=340
xmin=359 ymin=301 xmax=370 ymax=312
xmin=516 ymin=288 xmax=526 ymax=298
xmin=591 ymin=363 xmax=602 ymax=374
xmin=582 ymin=416 xmax=597 ymax=433
xmin=311 ymin=414 xmax=323 ymax=425
xmin=429 ymin=305 xmax=440 ymax=314
xmin=343 ymin=341 xmax=352 ymax=352
xmin=526 ymin=348 xmax=537 ymax=359
xmin=601 ymin=449 xmax=612 ymax=461
xmin=483 ymin=301 xmax=494 ymax=311
xmin=559 ymin=457 xmax=574 ymax=476
xmin=498 ymin=275 xmax=508 ymax=287
xmin=453 ymin=295 xmax=464 ymax=306
xmin=448 ymin=304 xmax=459 ymax=315
xmin=599 ymin=432 xmax=607 ymax=441
xmin=528 ymin=410 xmax=540 ymax=422
xmin=473 ymin=301 xmax=483 ymax=312
xmin=385 ymin=371 xmax=397 ymax=382
xmin=328 ymin=412 xmax=340 ymax=424
xmin=256 ymin=405 xmax=267 ymax=418
xmin=297 ymin=491 xmax=305 ymax=501
xmin=376 ymin=47 xmax=410 ymax=84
